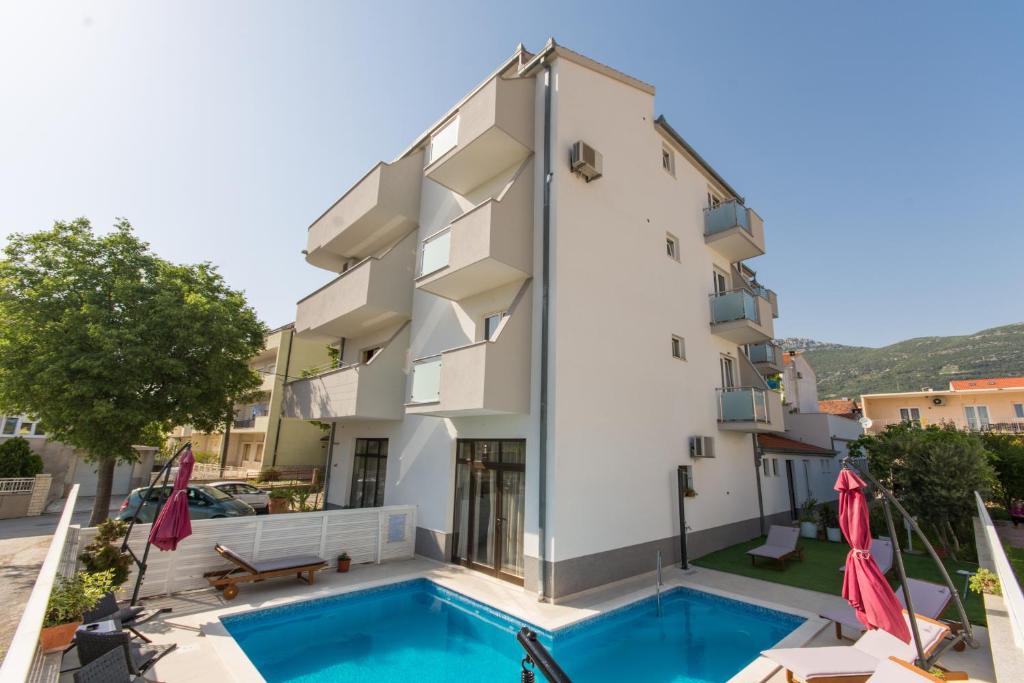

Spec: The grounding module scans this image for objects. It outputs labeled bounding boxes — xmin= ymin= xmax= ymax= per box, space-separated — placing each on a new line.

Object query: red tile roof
xmin=757 ymin=434 xmax=835 ymax=455
xmin=949 ymin=377 xmax=1024 ymax=391
xmin=818 ymin=399 xmax=859 ymax=417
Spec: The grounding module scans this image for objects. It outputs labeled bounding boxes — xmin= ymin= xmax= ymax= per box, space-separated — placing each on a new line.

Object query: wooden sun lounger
xmin=205 ymin=544 xmax=327 ymax=600
xmin=747 ymin=525 xmax=803 ymax=569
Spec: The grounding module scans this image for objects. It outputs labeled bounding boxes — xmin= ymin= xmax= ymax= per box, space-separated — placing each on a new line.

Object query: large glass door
xmin=452 ymin=439 xmax=525 ymax=584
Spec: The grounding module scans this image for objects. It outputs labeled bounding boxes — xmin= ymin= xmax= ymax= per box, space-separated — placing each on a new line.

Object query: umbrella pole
xmin=120 ymin=442 xmax=191 ymax=606
xmin=881 ymin=497 xmax=927 ymax=667
xmin=842 ymin=457 xmax=976 ymax=651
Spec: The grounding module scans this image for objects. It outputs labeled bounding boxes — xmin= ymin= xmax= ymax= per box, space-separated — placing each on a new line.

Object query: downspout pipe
xmin=537 ymin=56 xmax=553 ymax=602
xmin=270 ymin=328 xmax=294 ymax=467
xmin=753 ymin=434 xmax=765 ymax=536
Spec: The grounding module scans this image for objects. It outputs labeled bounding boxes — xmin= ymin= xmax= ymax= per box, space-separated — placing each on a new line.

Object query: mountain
xmin=778 ymin=323 xmax=1024 ymax=399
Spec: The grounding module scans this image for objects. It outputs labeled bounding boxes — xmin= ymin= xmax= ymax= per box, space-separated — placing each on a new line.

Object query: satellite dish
xmin=859 ymin=417 xmax=873 ymax=430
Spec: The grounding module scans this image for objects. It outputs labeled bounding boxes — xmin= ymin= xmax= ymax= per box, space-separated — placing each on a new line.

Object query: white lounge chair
xmin=866 ymin=657 xmax=944 ymax=682
xmin=839 ymin=538 xmax=894 ymax=575
xmin=762 ymin=612 xmax=951 ymax=683
xmin=822 ymin=578 xmax=951 ymax=640
xmin=747 ymin=525 xmax=803 ymax=569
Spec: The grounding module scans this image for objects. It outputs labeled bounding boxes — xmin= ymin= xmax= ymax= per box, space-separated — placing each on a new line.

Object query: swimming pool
xmin=222 ymin=579 xmax=804 ymax=682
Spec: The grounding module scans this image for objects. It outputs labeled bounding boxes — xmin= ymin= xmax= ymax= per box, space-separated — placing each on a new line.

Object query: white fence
xmin=975 ymin=492 xmax=1024 ymax=649
xmin=70 ymin=505 xmax=417 ymax=599
xmin=0 ymin=485 xmax=79 ymax=683
xmin=0 ymin=477 xmax=34 ymax=494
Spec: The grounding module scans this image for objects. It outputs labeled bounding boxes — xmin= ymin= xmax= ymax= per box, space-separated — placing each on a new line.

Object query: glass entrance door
xmin=452 ymin=439 xmax=525 ymax=584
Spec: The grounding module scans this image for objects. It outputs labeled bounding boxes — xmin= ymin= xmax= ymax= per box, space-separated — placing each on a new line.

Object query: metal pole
xmin=881 ymin=497 xmax=926 ymax=667
xmin=677 ymin=466 xmax=689 ymax=569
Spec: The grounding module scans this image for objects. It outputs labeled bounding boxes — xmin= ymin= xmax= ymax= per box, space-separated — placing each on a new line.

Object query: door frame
xmin=451 ymin=439 xmax=525 ymax=585
xmin=785 ymin=459 xmax=798 ymax=520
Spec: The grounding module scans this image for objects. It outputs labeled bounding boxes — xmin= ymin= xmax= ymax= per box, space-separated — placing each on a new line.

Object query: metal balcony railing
xmin=710 ymin=289 xmax=760 ymax=325
xmin=717 ymin=387 xmax=770 ymax=424
xmin=704 ymin=199 xmax=750 ymax=236
xmin=747 ymin=342 xmax=782 ymax=367
xmin=409 ymin=356 xmax=442 ymax=404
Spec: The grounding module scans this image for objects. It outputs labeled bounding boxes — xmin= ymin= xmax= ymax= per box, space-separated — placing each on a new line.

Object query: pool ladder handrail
xmin=517 ymin=627 xmax=572 ymax=682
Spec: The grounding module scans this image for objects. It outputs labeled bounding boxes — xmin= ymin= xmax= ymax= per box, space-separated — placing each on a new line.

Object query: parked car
xmin=117 ymin=484 xmax=255 ymax=522
xmin=208 ymin=481 xmax=270 ymax=514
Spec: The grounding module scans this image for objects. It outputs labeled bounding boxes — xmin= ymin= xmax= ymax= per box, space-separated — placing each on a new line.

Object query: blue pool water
xmin=222 ymin=579 xmax=803 ymax=682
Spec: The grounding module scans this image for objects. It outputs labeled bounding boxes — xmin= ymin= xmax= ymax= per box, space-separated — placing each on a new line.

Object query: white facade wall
xmin=783 ymin=353 xmax=819 ymax=414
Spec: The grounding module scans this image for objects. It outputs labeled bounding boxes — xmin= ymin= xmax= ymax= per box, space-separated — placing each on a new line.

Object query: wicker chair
xmin=76 ymin=629 xmax=176 ymax=676
xmin=73 ymin=648 xmax=142 ymax=682
xmin=81 ymin=591 xmax=169 ymax=643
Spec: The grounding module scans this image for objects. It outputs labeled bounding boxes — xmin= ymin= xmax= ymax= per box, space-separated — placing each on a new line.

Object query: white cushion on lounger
xmin=822 ymin=579 xmax=951 ymax=635
xmin=763 ymin=646 xmax=879 ymax=679
xmin=747 ymin=544 xmax=796 ymax=559
xmin=867 ymin=657 xmax=938 ymax=682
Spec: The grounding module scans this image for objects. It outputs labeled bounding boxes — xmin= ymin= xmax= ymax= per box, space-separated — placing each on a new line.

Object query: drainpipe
xmin=270 ymin=328 xmax=294 ymax=467
xmin=536 ymin=57 xmax=553 ymax=602
xmin=322 ymin=422 xmax=338 ymax=509
xmin=753 ymin=434 xmax=765 ymax=536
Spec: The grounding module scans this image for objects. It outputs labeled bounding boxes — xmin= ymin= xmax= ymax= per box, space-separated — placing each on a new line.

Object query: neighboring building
xmin=756 ymin=434 xmax=837 ymax=519
xmin=818 ymin=398 xmax=862 ymax=420
xmin=0 ymin=415 xmax=156 ymax=503
xmin=283 ymin=40 xmax=793 ymax=599
xmin=166 ymin=324 xmax=332 ymax=472
xmin=782 ymin=350 xmax=819 ymax=414
xmin=861 ymin=377 xmax=1024 ymax=434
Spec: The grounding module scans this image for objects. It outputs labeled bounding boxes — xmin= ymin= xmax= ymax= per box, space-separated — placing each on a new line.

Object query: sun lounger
xmin=206 ymin=544 xmax=327 ymax=600
xmin=762 ymin=612 xmax=957 ymax=683
xmin=747 ymin=525 xmax=803 ymax=569
xmin=839 ymin=538 xmax=894 ymax=575
xmin=866 ymin=657 xmax=944 ymax=682
xmin=822 ymin=578 xmax=952 ymax=640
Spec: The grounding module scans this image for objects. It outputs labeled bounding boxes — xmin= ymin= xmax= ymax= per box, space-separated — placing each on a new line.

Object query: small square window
xmin=361 ymin=347 xmax=381 ymax=364
xmin=661 ymin=145 xmax=675 ymax=175
xmin=671 ymin=335 xmax=686 ymax=360
xmin=665 ymin=233 xmax=679 ymax=261
xmin=707 ymin=191 xmax=721 ymax=209
xmin=1 ymin=417 xmax=17 ymax=435
xmin=762 ymin=457 xmax=770 ymax=477
xmin=1015 ymin=403 xmax=1024 ymax=419
xmin=771 ymin=458 xmax=779 ymax=476
xmin=484 ymin=311 xmax=508 ymax=341
xmin=18 ymin=421 xmax=34 ymax=435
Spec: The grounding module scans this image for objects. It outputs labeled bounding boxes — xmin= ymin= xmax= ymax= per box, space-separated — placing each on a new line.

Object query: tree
xmin=981 ymin=433 xmax=1024 ymax=511
xmin=849 ymin=422 xmax=994 ymax=559
xmin=0 ymin=218 xmax=266 ymax=524
xmin=0 ymin=437 xmax=44 ymax=477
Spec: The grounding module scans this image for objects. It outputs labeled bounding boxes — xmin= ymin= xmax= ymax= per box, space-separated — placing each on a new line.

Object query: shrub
xmin=0 ymin=437 xmax=44 ymax=478
xmin=969 ymin=568 xmax=1001 ymax=596
xmin=798 ymin=498 xmax=818 ymax=523
xmin=79 ymin=519 xmax=133 ymax=588
xmin=44 ymin=570 xmax=116 ymax=627
xmin=258 ymin=468 xmax=281 ymax=483
xmin=819 ymin=502 xmax=840 ymax=530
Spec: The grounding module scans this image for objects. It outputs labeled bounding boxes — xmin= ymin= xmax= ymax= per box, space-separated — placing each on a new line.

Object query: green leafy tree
xmin=0 ymin=437 xmax=44 ymax=477
xmin=849 ymin=422 xmax=994 ymax=559
xmin=981 ymin=433 xmax=1024 ymax=511
xmin=0 ymin=218 xmax=266 ymax=525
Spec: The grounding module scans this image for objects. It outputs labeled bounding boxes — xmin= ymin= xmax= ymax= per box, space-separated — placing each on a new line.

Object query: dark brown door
xmin=452 ymin=439 xmax=525 ymax=584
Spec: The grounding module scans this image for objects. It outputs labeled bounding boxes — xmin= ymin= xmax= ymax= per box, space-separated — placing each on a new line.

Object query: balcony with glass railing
xmin=416 ymin=159 xmax=532 ymax=301
xmin=295 ymin=232 xmax=415 ymax=340
xmin=407 ymin=280 xmax=532 ymax=417
xmin=747 ymin=341 xmax=783 ymax=375
xmin=717 ymin=387 xmax=784 ymax=433
xmin=423 ymin=75 xmax=534 ymax=196
xmin=305 ymin=151 xmax=423 ymax=271
xmin=703 ymin=200 xmax=765 ymax=262
xmin=709 ymin=289 xmax=774 ymax=345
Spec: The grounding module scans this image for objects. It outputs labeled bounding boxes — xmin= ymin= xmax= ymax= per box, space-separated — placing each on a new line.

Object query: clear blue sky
xmin=2 ymin=1 xmax=1021 ymax=347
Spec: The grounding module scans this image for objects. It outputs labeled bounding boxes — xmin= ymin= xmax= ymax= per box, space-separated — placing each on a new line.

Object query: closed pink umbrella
xmin=835 ymin=469 xmax=911 ymax=643
xmin=149 ymin=447 xmax=195 ymax=551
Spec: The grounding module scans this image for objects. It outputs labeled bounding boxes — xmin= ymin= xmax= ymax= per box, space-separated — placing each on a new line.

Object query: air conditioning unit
xmin=569 ymin=141 xmax=602 ymax=182
xmin=690 ymin=436 xmax=715 ymax=458
xmin=932 ymin=397 xmax=946 ymax=406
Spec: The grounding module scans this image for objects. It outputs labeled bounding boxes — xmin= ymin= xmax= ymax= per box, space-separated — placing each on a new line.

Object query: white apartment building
xmin=283 ymin=40 xmax=799 ymax=599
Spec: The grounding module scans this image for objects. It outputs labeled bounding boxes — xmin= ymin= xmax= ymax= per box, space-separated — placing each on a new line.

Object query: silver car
xmin=208 ymin=481 xmax=270 ymax=514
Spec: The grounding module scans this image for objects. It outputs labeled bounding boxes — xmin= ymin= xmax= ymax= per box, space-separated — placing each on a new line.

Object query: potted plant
xmin=684 ymin=487 xmax=697 ymax=498
xmin=969 ymin=568 xmax=1001 ymax=597
xmin=337 ymin=552 xmax=351 ymax=573
xmin=819 ymin=502 xmax=842 ymax=543
xmin=40 ymin=570 xmax=114 ymax=653
xmin=268 ymin=486 xmax=291 ymax=514
xmin=798 ymin=498 xmax=819 ymax=539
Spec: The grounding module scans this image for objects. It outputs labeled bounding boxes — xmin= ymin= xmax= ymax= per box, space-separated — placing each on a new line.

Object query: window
xmin=713 ymin=268 xmax=729 ymax=296
xmin=772 ymin=458 xmax=779 ymax=476
xmin=1015 ymin=404 xmax=1024 ymax=419
xmin=661 ymin=145 xmax=675 ymax=175
xmin=707 ymin=191 xmax=722 ymax=209
xmin=361 ymin=347 xmax=381 ymax=364
xmin=484 ymin=311 xmax=508 ymax=341
xmin=720 ymin=355 xmax=736 ymax=388
xmin=671 ymin=335 xmax=686 ymax=360
xmin=821 ymin=459 xmax=832 ymax=474
xmin=899 ymin=407 xmax=921 ymax=424
xmin=1 ymin=417 xmax=16 ymax=435
xmin=0 ymin=415 xmax=44 ymax=437
xmin=665 ymin=233 xmax=679 ymax=261
xmin=964 ymin=405 xmax=990 ymax=431
xmin=762 ymin=457 xmax=770 ymax=477
xmin=350 ymin=438 xmax=388 ymax=508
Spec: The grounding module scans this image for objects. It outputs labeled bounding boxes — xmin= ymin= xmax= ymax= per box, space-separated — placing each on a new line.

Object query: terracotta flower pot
xmin=40 ymin=621 xmax=82 ymax=653
xmin=337 ymin=559 xmax=351 ymax=573
xmin=269 ymin=498 xmax=289 ymax=514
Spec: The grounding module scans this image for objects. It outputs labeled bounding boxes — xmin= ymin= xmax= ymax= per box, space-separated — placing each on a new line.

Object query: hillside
xmin=777 ymin=323 xmax=1024 ymax=399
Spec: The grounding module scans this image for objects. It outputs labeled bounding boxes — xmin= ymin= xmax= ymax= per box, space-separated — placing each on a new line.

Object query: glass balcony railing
xmin=419 ymin=229 xmax=452 ymax=277
xmin=410 ymin=356 xmax=442 ymax=404
xmin=704 ymin=200 xmax=750 ymax=236
xmin=710 ymin=290 xmax=760 ymax=325
xmin=747 ymin=342 xmax=782 ymax=367
xmin=718 ymin=387 xmax=770 ymax=423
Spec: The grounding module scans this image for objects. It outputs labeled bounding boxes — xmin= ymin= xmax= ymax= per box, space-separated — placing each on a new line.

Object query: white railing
xmin=866 ymin=418 xmax=1024 ymax=434
xmin=975 ymin=491 xmax=1024 ymax=649
xmin=0 ymin=477 xmax=35 ymax=494
xmin=418 ymin=228 xmax=452 ymax=276
xmin=425 ymin=116 xmax=459 ymax=166
xmin=409 ymin=356 xmax=442 ymax=403
xmin=74 ymin=505 xmax=417 ymax=599
xmin=0 ymin=485 xmax=79 ymax=682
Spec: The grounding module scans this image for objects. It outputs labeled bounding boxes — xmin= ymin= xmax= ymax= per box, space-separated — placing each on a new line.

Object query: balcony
xmin=281 ymin=324 xmax=410 ymax=422
xmin=717 ymin=387 xmax=784 ymax=433
xmin=295 ymin=232 xmax=415 ymax=339
xmin=704 ymin=200 xmax=765 ymax=262
xmin=255 ymin=366 xmax=277 ymax=392
xmin=416 ymin=160 xmax=533 ymax=300
xmin=709 ymin=289 xmax=774 ymax=345
xmin=233 ymin=415 xmax=270 ymax=432
xmin=306 ymin=152 xmax=423 ymax=271
xmin=406 ymin=280 xmax=531 ymax=417
xmin=747 ymin=342 xmax=783 ymax=375
xmin=423 ymin=76 xmax=534 ymax=196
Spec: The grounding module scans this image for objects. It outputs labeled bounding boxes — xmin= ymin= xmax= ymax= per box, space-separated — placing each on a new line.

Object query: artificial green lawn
xmin=692 ymin=536 xmax=985 ymax=626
